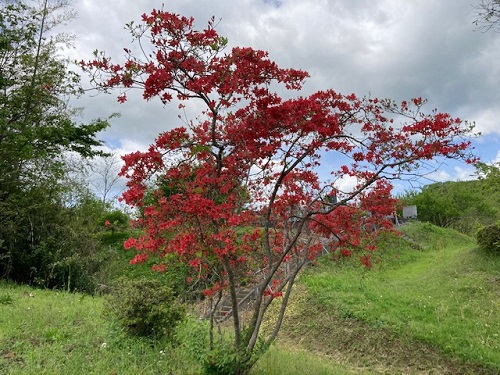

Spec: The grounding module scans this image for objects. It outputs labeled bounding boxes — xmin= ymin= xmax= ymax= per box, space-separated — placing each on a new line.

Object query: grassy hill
xmin=270 ymin=222 xmax=500 ymax=374
xmin=1 ymin=222 xmax=499 ymax=374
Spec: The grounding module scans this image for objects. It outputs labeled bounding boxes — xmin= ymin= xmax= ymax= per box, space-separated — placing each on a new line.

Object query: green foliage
xmin=2 ymin=247 xmax=499 ymax=375
xmin=175 ymin=315 xmax=267 ymax=375
xmin=0 ymin=292 xmax=13 ymax=305
xmin=476 ymin=222 xmax=500 ymax=253
xmin=476 ymin=161 xmax=500 ymax=196
xmin=106 ymin=278 xmax=186 ymax=339
xmin=203 ymin=343 xmax=269 ymax=375
xmin=100 ymin=209 xmax=129 ymax=226
xmin=0 ymin=180 xmax=119 ymax=293
xmin=2 ymin=184 xmax=94 ymax=289
xmin=0 ymin=0 xmax=108 ymax=169
xmin=174 ymin=318 xmax=211 ymax=360
xmin=0 ymin=0 xmax=110 ymax=290
xmin=159 ymin=253 xmax=201 ymax=300
xmin=100 ymin=209 xmax=130 ymax=235
xmin=399 ymin=180 xmax=499 ymax=234
xmin=0 ymin=281 xmax=202 ymax=374
xmin=203 ymin=346 xmax=251 ymax=375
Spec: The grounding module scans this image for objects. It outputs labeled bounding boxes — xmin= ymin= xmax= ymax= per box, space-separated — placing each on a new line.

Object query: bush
xmin=106 ymin=278 xmax=185 ymax=339
xmin=100 ymin=210 xmax=130 ymax=235
xmin=476 ymin=223 xmax=500 ymax=253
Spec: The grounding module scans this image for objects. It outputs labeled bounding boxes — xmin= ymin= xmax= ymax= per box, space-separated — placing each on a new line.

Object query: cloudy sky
xmin=64 ymin=0 xmax=500 ymax=192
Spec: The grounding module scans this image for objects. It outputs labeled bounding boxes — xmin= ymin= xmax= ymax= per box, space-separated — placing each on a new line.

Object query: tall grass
xmin=250 ymin=345 xmax=368 ymax=375
xmin=0 ymin=281 xmax=355 ymax=374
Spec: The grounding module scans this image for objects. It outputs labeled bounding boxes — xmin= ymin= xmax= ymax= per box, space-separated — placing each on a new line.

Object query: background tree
xmin=82 ymin=10 xmax=477 ymax=374
xmin=473 ymin=0 xmax=500 ymax=31
xmin=399 ymin=180 xmax=498 ymax=234
xmin=475 ymin=161 xmax=500 ymax=192
xmin=0 ymin=0 xmax=109 ymax=289
xmin=87 ymin=151 xmax=125 ymax=210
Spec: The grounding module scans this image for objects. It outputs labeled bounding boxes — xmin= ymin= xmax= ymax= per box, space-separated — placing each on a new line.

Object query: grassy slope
xmin=1 ymin=222 xmax=499 ymax=374
xmin=286 ymin=222 xmax=500 ymax=373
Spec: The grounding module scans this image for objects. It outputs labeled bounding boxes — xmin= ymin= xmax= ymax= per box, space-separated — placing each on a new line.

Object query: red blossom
xmin=360 ymin=254 xmax=373 ymax=268
xmin=117 ymin=94 xmax=127 ymax=103
xmin=123 ymin=238 xmax=137 ymax=249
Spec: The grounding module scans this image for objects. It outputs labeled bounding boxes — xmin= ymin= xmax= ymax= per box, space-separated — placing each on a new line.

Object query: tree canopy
xmin=399 ymin=179 xmax=499 ymax=234
xmin=0 ymin=0 xmax=109 ymax=288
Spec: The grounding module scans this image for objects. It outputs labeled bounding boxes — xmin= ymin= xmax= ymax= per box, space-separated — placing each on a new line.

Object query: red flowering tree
xmin=81 ymin=9 xmax=476 ymax=374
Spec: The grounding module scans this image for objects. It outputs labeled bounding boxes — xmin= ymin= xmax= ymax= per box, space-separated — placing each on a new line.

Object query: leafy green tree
xmin=0 ymin=0 xmax=109 ymax=288
xmin=475 ymin=161 xmax=500 ymax=194
xmin=100 ymin=209 xmax=130 ymax=235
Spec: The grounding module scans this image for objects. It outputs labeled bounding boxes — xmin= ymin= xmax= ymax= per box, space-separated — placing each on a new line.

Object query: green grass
xmin=0 ymin=282 xmax=200 ymax=374
xmin=0 ymin=281 xmax=353 ymax=375
xmin=251 ymin=345 xmax=369 ymax=375
xmin=300 ymin=222 xmax=500 ymax=372
xmin=1 ymin=221 xmax=499 ymax=374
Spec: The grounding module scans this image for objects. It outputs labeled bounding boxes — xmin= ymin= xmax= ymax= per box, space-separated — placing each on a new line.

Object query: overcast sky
xmin=64 ymin=0 xmax=500 ymax=193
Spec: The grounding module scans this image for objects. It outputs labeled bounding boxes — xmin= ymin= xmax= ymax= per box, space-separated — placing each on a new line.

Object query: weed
xmin=0 ymin=293 xmax=13 ymax=305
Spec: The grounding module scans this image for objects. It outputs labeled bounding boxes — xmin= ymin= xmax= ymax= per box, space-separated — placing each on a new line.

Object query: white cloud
xmin=425 ymin=165 xmax=475 ymax=184
xmin=115 ymin=138 xmax=149 ymax=156
xmin=426 ymin=170 xmax=451 ymax=183
xmin=60 ymin=0 xmax=500 ymax=188
xmin=453 ymin=166 xmax=475 ymax=181
xmin=335 ymin=175 xmax=358 ymax=194
xmin=472 ymin=108 xmax=500 ymax=135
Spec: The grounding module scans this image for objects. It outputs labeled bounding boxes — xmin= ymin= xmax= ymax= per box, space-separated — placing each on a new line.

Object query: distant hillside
xmin=398 ymin=178 xmax=500 ymax=234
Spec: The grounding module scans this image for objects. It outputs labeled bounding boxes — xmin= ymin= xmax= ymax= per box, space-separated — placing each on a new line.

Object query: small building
xmin=402 ymin=205 xmax=418 ymax=220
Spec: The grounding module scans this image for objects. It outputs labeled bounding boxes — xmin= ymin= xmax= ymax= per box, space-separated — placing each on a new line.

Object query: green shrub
xmin=100 ymin=210 xmax=130 ymax=235
xmin=476 ymin=223 xmax=500 ymax=253
xmin=203 ymin=346 xmax=246 ymax=375
xmin=106 ymin=278 xmax=185 ymax=339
